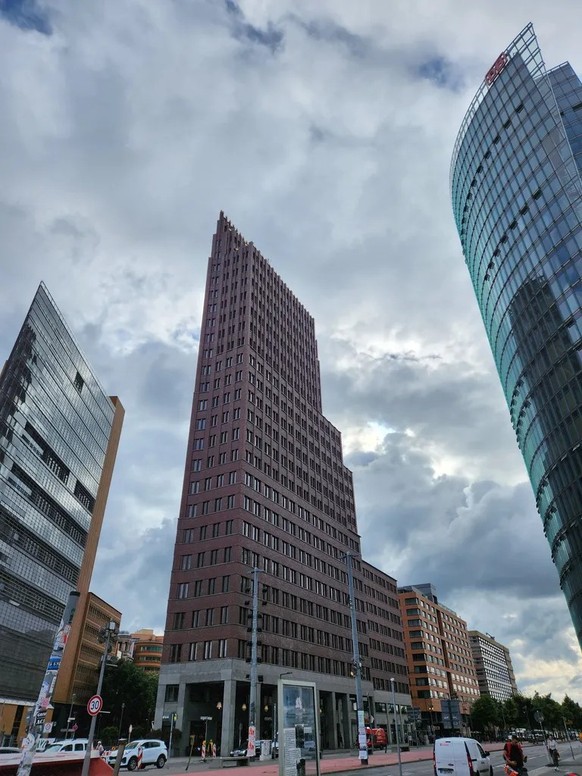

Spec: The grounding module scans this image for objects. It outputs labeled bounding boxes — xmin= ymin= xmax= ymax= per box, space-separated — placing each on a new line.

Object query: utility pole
xmin=343 ymin=552 xmax=368 ymax=765
xmin=248 ymin=567 xmax=260 ymax=756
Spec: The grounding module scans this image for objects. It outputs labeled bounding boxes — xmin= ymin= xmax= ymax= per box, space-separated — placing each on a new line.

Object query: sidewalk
xmin=166 ymin=742 xmax=510 ymax=776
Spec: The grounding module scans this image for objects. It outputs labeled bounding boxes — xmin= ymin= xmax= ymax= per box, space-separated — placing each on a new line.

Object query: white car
xmin=107 ymin=739 xmax=168 ymax=770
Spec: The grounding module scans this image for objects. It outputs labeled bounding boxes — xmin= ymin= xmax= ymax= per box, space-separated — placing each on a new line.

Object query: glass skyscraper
xmin=0 ymin=283 xmax=123 ymax=706
xmin=451 ymin=25 xmax=582 ymax=643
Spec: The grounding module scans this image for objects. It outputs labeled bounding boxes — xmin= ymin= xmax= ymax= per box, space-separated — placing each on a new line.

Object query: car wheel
xmin=156 ymin=754 xmax=167 ymax=768
xmin=127 ymin=756 xmax=138 ymax=771
xmin=490 ymin=767 xmax=494 ymax=776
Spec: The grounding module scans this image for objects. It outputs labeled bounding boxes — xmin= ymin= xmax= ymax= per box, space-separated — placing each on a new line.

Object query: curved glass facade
xmin=451 ymin=24 xmax=582 ymax=644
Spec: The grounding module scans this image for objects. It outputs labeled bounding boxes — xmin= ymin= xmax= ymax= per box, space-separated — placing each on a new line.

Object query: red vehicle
xmin=366 ymin=727 xmax=388 ymax=749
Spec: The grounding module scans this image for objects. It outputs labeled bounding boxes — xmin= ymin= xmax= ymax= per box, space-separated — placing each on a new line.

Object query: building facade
xmin=155 ymin=212 xmax=410 ymax=754
xmin=0 ymin=283 xmax=123 ymax=742
xmin=468 ymin=631 xmax=517 ymax=701
xmin=398 ymin=584 xmax=480 ymax=738
xmin=131 ymin=629 xmax=164 ymax=673
xmin=451 ymin=24 xmax=582 ymax=645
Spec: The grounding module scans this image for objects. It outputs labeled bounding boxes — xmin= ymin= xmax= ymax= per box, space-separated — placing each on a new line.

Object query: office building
xmin=398 ymin=584 xmax=480 ymax=737
xmin=451 ymin=24 xmax=582 ymax=645
xmin=156 ymin=212 xmax=410 ymax=753
xmin=0 ymin=283 xmax=123 ymax=741
xmin=468 ymin=631 xmax=517 ymax=701
xmin=131 ymin=629 xmax=164 ymax=673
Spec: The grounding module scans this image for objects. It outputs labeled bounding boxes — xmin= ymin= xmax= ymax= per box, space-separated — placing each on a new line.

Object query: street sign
xmin=87 ymin=694 xmax=103 ymax=716
xmin=201 ymin=716 xmax=213 ymax=721
xmin=534 ymin=710 xmax=544 ymax=723
xmin=43 ymin=723 xmax=53 ymax=734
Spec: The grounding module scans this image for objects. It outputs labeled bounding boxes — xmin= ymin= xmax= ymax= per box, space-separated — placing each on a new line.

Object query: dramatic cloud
xmin=1 ymin=0 xmax=581 ymax=700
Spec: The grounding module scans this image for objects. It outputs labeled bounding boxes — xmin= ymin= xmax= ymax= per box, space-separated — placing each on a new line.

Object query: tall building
xmin=468 ymin=631 xmax=517 ymax=701
xmin=0 ymin=283 xmax=123 ymax=741
xmin=398 ymin=584 xmax=480 ymax=738
xmin=155 ymin=212 xmax=410 ymax=754
xmin=451 ymin=23 xmax=582 ymax=646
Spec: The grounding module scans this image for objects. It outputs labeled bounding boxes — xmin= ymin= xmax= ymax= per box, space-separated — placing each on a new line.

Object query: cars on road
xmin=106 ymin=739 xmax=167 ymax=770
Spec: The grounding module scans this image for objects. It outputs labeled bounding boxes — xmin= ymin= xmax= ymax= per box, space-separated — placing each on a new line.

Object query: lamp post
xmin=343 ymin=552 xmax=368 ymax=765
xmin=66 ymin=693 xmax=76 ymax=739
xmin=216 ymin=702 xmax=222 ymax=754
xmin=80 ymin=620 xmax=117 ymax=776
xmin=118 ymin=702 xmax=125 ymax=740
xmin=390 ymin=679 xmax=403 ymax=776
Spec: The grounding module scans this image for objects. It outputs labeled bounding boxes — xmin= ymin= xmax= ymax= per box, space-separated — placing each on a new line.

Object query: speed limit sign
xmin=87 ymin=695 xmax=103 ymax=716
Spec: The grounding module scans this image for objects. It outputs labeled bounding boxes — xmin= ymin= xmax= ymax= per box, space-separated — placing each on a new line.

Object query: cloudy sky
xmin=1 ymin=0 xmax=581 ymax=702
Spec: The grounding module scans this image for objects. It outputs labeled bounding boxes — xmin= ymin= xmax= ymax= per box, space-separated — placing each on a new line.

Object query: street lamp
xmin=390 ymin=679 xmax=403 ymax=776
xmin=216 ymin=702 xmax=223 ymax=753
xmin=81 ymin=620 xmax=117 ymax=776
xmin=66 ymin=693 xmax=76 ymax=739
xmin=118 ymin=702 xmax=125 ymax=740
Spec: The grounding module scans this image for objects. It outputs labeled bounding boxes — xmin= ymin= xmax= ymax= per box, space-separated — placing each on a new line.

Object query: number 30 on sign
xmin=87 ymin=695 xmax=103 ymax=716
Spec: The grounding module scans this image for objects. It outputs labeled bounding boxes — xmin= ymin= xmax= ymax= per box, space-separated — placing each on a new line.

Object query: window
xmin=203 ymin=641 xmax=213 ymax=659
xmin=180 ymin=555 xmax=192 ymax=571
xmin=173 ymin=612 xmax=184 ymax=629
xmin=177 ymin=583 xmax=189 ymax=599
xmin=220 ymin=606 xmax=228 ymax=624
xmin=196 ymin=419 xmax=206 ymax=430
xmin=188 ymin=642 xmax=197 ymax=661
xmin=218 ymin=639 xmax=227 ymax=658
xmin=170 ymin=644 xmax=182 ymax=663
xmin=192 ymin=459 xmax=202 ymax=472
xmin=165 ymin=685 xmax=179 ymax=702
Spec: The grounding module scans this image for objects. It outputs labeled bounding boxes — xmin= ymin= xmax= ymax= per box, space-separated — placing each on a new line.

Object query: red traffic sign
xmin=87 ymin=695 xmax=103 ymax=716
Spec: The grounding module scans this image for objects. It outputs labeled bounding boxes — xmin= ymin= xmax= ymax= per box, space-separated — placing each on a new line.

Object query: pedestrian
xmin=201 ymin=739 xmax=207 ymax=762
xmin=503 ymin=735 xmax=526 ymax=775
xmin=97 ymin=741 xmax=104 ymax=757
xmin=547 ymin=736 xmax=559 ymax=769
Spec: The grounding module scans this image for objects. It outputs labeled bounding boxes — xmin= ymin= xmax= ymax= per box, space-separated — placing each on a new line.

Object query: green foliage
xmin=471 ymin=696 xmax=499 ymax=732
xmin=98 ymin=726 xmax=119 ymax=748
xmin=100 ymin=658 xmax=159 ymax=738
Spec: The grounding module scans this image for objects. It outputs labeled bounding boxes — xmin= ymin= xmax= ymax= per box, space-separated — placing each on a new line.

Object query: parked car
xmin=106 ymin=739 xmax=167 ymax=770
xmin=229 ymin=740 xmax=263 ymax=757
xmin=41 ymin=739 xmax=89 ymax=754
xmin=434 ymin=737 xmax=493 ymax=776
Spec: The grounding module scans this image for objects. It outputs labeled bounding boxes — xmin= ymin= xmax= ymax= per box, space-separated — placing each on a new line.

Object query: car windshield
xmin=44 ymin=744 xmax=65 ymax=753
xmin=125 ymin=742 xmax=140 ymax=750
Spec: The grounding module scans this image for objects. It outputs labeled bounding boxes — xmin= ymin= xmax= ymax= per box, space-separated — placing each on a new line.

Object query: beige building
xmin=398 ymin=583 xmax=480 ymax=737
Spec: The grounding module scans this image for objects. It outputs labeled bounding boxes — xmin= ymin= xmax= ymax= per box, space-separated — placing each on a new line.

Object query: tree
xmin=101 ymin=659 xmax=158 ymax=736
xmin=532 ymin=692 xmax=563 ymax=732
xmin=562 ymin=695 xmax=582 ymax=731
xmin=470 ymin=696 xmax=499 ymax=735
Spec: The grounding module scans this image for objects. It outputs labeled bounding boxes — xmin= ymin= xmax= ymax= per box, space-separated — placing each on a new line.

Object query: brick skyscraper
xmin=155 ymin=213 xmax=410 ymax=754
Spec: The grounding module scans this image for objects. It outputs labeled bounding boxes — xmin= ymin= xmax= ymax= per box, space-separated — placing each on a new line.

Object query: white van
xmin=434 ymin=737 xmax=492 ymax=776
xmin=41 ymin=739 xmax=89 ymax=754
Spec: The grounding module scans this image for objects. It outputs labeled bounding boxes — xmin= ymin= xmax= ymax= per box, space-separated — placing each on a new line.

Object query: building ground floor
xmin=155 ymin=660 xmax=413 ymax=758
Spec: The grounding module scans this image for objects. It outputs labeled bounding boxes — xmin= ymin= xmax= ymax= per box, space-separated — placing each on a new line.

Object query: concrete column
xmin=221 ymin=678 xmax=237 ymax=754
xmin=330 ymin=692 xmax=339 ymax=748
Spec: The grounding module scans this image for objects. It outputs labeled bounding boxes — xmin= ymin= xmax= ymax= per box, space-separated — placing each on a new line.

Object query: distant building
xmin=398 ymin=584 xmax=480 ymax=737
xmin=0 ymin=283 xmax=123 ymax=744
xmin=131 ymin=629 xmax=164 ymax=673
xmin=468 ymin=631 xmax=517 ymax=701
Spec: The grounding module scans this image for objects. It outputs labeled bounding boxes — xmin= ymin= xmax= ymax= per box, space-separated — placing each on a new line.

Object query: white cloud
xmin=1 ymin=0 xmax=581 ymax=699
